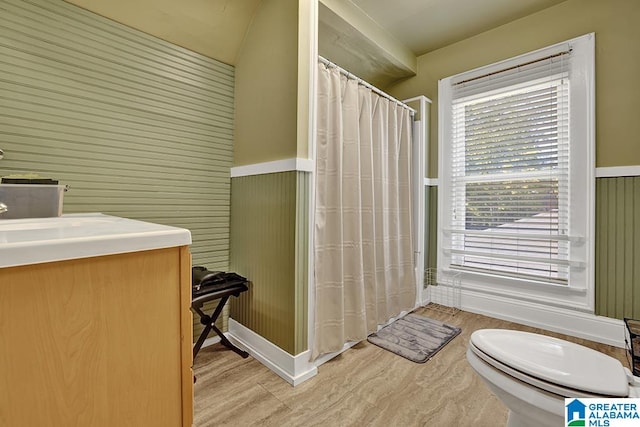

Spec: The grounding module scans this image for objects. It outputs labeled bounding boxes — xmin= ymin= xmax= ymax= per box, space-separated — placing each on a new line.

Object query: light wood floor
xmin=193 ymin=306 xmax=628 ymax=427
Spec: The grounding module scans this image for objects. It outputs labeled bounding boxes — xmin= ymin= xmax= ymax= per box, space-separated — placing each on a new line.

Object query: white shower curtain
xmin=312 ymin=62 xmax=415 ymax=361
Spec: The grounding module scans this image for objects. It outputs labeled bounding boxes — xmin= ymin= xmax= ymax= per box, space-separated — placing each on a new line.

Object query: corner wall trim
xmin=230 ymin=158 xmax=314 ymax=178
xmin=595 ymin=165 xmax=640 ymax=178
xmin=227 ymin=318 xmax=318 ymax=386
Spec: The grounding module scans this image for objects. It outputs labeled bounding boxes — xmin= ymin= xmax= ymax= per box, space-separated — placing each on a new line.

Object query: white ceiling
xmin=351 ymin=0 xmax=568 ymax=55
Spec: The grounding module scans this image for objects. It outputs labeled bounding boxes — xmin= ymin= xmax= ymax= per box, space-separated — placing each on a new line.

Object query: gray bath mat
xmin=367 ymin=313 xmax=461 ymax=363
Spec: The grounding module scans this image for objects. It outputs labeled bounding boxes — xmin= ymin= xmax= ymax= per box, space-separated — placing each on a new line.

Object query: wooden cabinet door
xmin=0 ymin=247 xmax=191 ymax=427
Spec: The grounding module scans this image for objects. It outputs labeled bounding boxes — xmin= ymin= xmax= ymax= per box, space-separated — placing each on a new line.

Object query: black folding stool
xmin=191 ymin=269 xmax=249 ymax=360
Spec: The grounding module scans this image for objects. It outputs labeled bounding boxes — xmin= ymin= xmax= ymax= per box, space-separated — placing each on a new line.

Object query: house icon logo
xmin=566 ymin=399 xmax=586 ymax=426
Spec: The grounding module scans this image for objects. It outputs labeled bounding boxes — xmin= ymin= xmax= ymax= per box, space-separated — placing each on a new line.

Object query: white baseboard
xmin=226 ymin=315 xmax=415 ymax=385
xmin=227 ymin=318 xmax=318 ymax=386
xmin=459 ymin=289 xmax=626 ymax=348
xmin=228 ymin=292 xmax=626 ymax=388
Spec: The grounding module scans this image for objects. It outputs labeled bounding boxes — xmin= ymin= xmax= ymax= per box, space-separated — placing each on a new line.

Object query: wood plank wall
xmin=0 ymin=0 xmax=234 ymax=269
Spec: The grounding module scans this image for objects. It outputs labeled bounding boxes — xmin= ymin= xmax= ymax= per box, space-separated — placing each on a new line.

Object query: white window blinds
xmin=448 ymin=50 xmax=573 ymax=284
xmin=438 ymin=34 xmax=594 ymax=311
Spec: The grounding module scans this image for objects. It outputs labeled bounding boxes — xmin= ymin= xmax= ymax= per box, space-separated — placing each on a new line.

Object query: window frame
xmin=437 ymin=34 xmax=595 ymax=312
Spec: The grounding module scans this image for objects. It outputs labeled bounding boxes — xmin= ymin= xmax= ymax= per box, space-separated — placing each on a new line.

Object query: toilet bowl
xmin=466 ymin=329 xmax=640 ymax=427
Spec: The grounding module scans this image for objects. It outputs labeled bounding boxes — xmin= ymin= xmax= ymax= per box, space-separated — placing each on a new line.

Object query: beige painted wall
xmin=296 ymin=0 xmax=315 ymax=160
xmin=64 ymin=0 xmax=260 ymax=65
xmin=234 ymin=0 xmax=300 ymax=166
xmin=387 ymin=0 xmax=640 ymax=174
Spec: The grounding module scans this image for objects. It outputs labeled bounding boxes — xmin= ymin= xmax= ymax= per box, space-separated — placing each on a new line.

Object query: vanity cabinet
xmin=0 ymin=215 xmax=193 ymax=426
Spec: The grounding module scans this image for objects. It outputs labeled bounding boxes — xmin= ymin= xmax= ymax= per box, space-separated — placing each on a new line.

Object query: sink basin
xmin=0 ymin=213 xmax=191 ymax=268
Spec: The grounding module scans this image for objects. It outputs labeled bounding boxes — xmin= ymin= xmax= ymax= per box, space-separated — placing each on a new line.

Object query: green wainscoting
xmin=595 ymin=176 xmax=640 ymax=319
xmin=230 ymin=171 xmax=309 ymax=355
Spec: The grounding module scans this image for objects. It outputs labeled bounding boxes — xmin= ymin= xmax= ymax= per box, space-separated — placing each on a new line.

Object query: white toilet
xmin=466 ymin=329 xmax=640 ymax=427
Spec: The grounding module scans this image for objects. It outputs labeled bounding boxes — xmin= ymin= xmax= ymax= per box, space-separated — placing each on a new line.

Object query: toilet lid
xmin=470 ymin=329 xmax=629 ymax=397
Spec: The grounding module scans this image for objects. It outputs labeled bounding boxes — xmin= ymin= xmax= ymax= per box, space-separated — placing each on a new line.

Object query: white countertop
xmin=0 ymin=213 xmax=192 ymax=268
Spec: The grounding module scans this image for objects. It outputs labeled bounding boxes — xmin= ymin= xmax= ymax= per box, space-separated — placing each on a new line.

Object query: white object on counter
xmin=0 ymin=213 xmax=192 ymax=268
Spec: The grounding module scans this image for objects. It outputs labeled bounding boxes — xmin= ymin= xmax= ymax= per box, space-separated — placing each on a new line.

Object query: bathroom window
xmin=438 ymin=34 xmax=595 ymax=310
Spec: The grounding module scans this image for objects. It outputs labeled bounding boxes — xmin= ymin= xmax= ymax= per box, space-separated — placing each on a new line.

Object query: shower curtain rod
xmin=318 ymin=56 xmax=416 ymax=114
